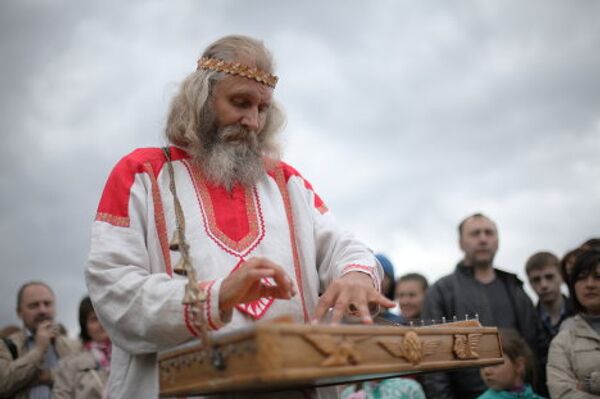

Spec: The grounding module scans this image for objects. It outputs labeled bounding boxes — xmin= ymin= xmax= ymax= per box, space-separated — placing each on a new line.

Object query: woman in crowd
xmin=53 ymin=297 xmax=111 ymax=399
xmin=547 ymin=248 xmax=600 ymax=398
xmin=395 ymin=273 xmax=428 ymax=321
xmin=479 ymin=329 xmax=544 ymax=398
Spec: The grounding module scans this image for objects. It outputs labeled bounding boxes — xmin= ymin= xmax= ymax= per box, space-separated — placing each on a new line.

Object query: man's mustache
xmin=34 ymin=315 xmax=53 ymax=323
xmin=220 ymin=125 xmax=258 ymax=145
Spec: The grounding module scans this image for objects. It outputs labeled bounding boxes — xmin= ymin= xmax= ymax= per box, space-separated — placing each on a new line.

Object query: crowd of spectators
xmin=1 ymin=213 xmax=598 ymax=399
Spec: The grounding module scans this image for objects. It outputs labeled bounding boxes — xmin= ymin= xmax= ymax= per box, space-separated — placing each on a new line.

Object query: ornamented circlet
xmin=197 ymin=57 xmax=278 ymax=88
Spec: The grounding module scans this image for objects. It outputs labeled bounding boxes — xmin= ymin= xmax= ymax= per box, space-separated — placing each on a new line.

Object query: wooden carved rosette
xmin=158 ymin=321 xmax=503 ymax=397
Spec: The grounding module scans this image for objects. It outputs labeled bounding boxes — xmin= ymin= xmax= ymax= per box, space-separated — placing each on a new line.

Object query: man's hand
xmin=34 ymin=320 xmax=58 ymax=353
xmin=219 ymin=257 xmax=296 ymax=313
xmin=312 ymin=271 xmax=395 ymax=324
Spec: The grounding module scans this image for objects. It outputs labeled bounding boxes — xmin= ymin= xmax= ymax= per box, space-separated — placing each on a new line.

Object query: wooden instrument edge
xmin=158 ymin=320 xmax=504 ymax=396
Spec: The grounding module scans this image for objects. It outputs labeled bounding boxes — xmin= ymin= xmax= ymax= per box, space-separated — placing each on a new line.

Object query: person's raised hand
xmin=311 ymin=271 xmax=395 ymax=324
xmin=34 ymin=320 xmax=58 ymax=353
xmin=219 ymin=257 xmax=296 ymax=313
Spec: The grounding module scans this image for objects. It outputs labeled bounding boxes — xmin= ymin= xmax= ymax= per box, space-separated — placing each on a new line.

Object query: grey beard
xmin=196 ymin=124 xmax=266 ymax=191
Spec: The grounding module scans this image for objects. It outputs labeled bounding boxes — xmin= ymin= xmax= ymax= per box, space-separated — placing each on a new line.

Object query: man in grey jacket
xmin=421 ymin=213 xmax=548 ymax=399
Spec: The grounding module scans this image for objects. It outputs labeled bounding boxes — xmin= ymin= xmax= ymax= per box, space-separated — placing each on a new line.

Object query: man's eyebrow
xmin=229 ymin=89 xmax=255 ymax=97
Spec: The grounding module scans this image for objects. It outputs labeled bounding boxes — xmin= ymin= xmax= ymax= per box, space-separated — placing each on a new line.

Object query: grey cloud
xmin=1 ymin=0 xmax=599 ymax=334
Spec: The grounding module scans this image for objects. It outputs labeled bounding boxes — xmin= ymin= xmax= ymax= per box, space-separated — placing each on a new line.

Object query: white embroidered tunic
xmin=86 ymin=147 xmax=381 ymax=398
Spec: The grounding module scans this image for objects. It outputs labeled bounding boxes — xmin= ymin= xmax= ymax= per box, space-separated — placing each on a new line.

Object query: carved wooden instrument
xmin=158 ymin=318 xmax=503 ymax=397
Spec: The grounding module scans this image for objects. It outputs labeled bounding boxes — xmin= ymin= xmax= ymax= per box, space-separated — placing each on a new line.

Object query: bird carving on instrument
xmin=453 ymin=333 xmax=482 ymax=360
xmin=378 ymin=330 xmax=440 ymax=365
xmin=303 ymin=334 xmax=369 ymax=367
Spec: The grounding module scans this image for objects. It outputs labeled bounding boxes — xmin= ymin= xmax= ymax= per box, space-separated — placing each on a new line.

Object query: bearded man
xmin=85 ymin=35 xmax=393 ymax=399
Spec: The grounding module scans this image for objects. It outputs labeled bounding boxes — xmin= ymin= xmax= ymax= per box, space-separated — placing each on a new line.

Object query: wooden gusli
xmin=158 ymin=318 xmax=503 ymax=396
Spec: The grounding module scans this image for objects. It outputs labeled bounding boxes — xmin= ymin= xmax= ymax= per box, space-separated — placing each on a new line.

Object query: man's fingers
xmin=245 ymin=268 xmax=276 ymax=280
xmin=368 ymin=291 xmax=396 ymax=308
xmin=266 ymin=265 xmax=294 ymax=297
xmin=260 ymin=284 xmax=292 ymax=300
xmin=355 ymin=302 xmax=373 ymax=324
xmin=330 ymin=291 xmax=350 ymax=324
xmin=245 ymin=257 xmax=295 ymax=297
xmin=346 ymin=290 xmax=372 ymax=324
xmin=311 ymin=289 xmax=337 ymax=324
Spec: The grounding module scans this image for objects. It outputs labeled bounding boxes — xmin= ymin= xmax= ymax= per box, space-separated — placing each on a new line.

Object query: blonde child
xmin=478 ymin=329 xmax=546 ymax=399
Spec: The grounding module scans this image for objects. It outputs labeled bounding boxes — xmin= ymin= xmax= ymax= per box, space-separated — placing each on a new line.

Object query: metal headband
xmin=197 ymin=57 xmax=278 ymax=88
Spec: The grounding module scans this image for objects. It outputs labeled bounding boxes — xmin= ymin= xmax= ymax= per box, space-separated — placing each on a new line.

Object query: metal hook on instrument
xmin=211 ymin=349 xmax=226 ymax=371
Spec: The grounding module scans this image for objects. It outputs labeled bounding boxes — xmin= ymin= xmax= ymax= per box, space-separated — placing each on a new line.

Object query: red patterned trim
xmin=184 ymin=161 xmax=265 ymax=257
xmin=96 ymin=147 xmax=188 ymax=226
xmin=183 ymin=304 xmax=198 ymax=337
xmin=341 ymin=264 xmax=373 ymax=274
xmin=273 ymin=161 xmax=329 ymax=215
xmin=184 ymin=280 xmax=217 ymax=335
xmin=236 ymin=296 xmax=275 ymax=320
xmin=316 ymin=204 xmax=329 ymax=215
xmin=272 ymin=167 xmax=309 ymax=322
xmin=95 ymin=212 xmax=129 ymax=227
xmin=143 ymin=162 xmax=172 ymax=277
xmin=204 ymin=280 xmax=218 ymax=330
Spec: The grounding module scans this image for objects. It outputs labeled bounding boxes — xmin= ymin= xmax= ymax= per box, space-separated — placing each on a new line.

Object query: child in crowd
xmin=478 ymin=329 xmax=546 ymax=399
xmin=340 ymin=378 xmax=426 ymax=399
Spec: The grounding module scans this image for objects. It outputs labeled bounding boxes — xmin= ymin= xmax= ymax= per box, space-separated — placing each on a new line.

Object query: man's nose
xmin=240 ymin=108 xmax=259 ymax=132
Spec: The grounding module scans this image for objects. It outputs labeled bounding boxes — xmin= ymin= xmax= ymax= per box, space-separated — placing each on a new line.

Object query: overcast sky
xmin=1 ymin=0 xmax=599 ymax=335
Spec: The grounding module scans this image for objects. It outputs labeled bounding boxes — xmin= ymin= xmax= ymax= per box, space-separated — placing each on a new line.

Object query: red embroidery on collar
xmin=185 ymin=161 xmax=265 ymax=257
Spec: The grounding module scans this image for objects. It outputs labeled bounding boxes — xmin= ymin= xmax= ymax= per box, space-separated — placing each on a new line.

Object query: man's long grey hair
xmin=165 ymin=35 xmax=286 ymax=173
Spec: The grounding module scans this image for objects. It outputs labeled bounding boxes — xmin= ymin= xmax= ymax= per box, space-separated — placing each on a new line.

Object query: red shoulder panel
xmin=273 ymin=161 xmax=328 ymax=214
xmin=95 ymin=147 xmax=188 ymax=226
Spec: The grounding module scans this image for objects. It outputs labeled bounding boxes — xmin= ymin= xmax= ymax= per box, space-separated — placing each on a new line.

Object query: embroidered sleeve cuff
xmin=340 ymin=264 xmax=382 ymax=293
xmin=183 ymin=279 xmax=232 ymax=336
xmin=205 ymin=278 xmax=232 ymax=330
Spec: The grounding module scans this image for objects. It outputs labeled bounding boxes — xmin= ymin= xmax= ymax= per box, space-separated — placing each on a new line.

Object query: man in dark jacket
xmin=421 ymin=213 xmax=549 ymax=399
xmin=525 ymin=251 xmax=574 ymax=339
